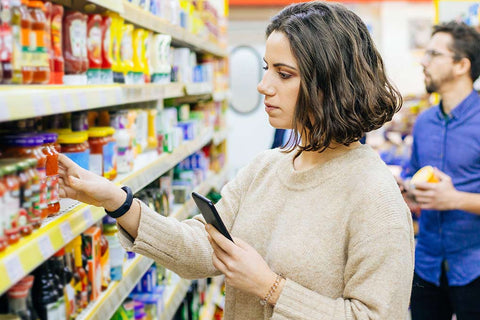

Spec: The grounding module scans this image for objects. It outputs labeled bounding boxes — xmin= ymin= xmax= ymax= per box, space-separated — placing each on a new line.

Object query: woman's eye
xmin=279 ymin=72 xmax=291 ymax=79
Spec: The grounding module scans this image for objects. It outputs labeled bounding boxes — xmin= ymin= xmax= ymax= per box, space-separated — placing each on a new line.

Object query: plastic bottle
xmin=44 ymin=1 xmax=53 ymax=83
xmin=86 ymin=14 xmax=102 ymax=83
xmin=11 ymin=0 xmax=23 ymax=83
xmin=0 ymin=167 xmax=8 ymax=251
xmin=63 ymin=11 xmax=87 ymax=74
xmin=49 ymin=4 xmax=63 ymax=84
xmin=32 ymin=262 xmax=60 ymax=320
xmin=120 ymin=23 xmax=133 ymax=83
xmin=20 ymin=0 xmax=32 ymax=84
xmin=100 ymin=14 xmax=112 ymax=83
xmin=1 ymin=0 xmax=13 ymax=83
xmin=28 ymin=0 xmax=50 ymax=84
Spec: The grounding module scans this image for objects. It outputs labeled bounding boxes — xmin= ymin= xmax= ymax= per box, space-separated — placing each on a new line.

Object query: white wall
xmin=226 ymin=2 xmax=434 ymax=173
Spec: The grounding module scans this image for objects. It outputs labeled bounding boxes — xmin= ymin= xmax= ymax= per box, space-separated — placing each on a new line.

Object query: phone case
xmin=191 ymin=192 xmax=234 ymax=242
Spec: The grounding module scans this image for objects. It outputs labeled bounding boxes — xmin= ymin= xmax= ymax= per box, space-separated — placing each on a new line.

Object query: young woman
xmin=58 ymin=2 xmax=414 ymax=319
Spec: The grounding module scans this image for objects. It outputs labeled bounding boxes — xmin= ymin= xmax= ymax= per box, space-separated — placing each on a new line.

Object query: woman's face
xmin=257 ymin=31 xmax=301 ymax=129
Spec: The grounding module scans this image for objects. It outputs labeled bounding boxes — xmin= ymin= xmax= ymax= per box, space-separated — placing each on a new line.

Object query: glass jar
xmin=58 ymin=132 xmax=90 ymax=170
xmin=0 ymin=167 xmax=8 ymax=251
xmin=1 ymin=134 xmax=48 ymax=219
xmin=41 ymin=133 xmax=60 ymax=217
xmin=16 ymin=160 xmax=34 ymax=236
xmin=24 ymin=158 xmax=41 ymax=229
xmin=2 ymin=163 xmax=21 ymax=244
xmin=87 ymin=127 xmax=109 ymax=176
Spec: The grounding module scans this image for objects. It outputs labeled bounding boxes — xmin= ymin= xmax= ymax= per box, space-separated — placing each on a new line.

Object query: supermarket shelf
xmin=199 ymin=280 xmax=223 ymax=320
xmin=122 ymin=1 xmax=227 ymax=57
xmin=0 ymin=129 xmax=214 ymax=295
xmin=78 ymin=255 xmax=154 ymax=320
xmin=160 ymin=278 xmax=192 ymax=320
xmin=88 ymin=0 xmax=124 ymax=13
xmin=213 ymin=90 xmax=230 ymax=102
xmin=0 ymin=83 xmax=186 ymax=123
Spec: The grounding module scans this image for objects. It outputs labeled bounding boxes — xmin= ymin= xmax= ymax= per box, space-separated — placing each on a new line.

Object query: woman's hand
xmin=205 ymin=224 xmax=281 ymax=302
xmin=58 ymin=154 xmax=126 ymax=211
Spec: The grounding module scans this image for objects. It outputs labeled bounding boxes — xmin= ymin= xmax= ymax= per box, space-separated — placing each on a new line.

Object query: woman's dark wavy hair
xmin=266 ymin=2 xmax=402 ymax=153
xmin=432 ymin=21 xmax=480 ymax=81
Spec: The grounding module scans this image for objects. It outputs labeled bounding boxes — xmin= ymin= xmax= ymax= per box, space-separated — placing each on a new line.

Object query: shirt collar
xmin=436 ymin=90 xmax=479 ymax=121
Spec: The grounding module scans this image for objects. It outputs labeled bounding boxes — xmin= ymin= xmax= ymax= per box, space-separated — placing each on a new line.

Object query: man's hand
xmin=412 ymin=168 xmax=459 ymax=211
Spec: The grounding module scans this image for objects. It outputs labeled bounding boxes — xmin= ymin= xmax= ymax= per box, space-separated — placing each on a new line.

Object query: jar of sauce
xmin=41 ymin=133 xmax=60 ymax=217
xmin=87 ymin=127 xmax=108 ymax=176
xmin=58 ymin=132 xmax=90 ymax=170
xmin=2 ymin=163 xmax=21 ymax=244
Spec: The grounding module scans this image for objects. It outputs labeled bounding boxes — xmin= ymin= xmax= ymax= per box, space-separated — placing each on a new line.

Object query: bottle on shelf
xmin=28 ymin=0 xmax=50 ymax=84
xmin=19 ymin=0 xmax=32 ymax=84
xmin=1 ymin=0 xmax=13 ymax=83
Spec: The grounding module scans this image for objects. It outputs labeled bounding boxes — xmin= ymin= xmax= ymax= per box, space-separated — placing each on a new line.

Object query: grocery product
xmin=63 ymin=11 xmax=87 ymax=75
xmin=58 ymin=131 xmax=90 ymax=170
xmin=50 ymin=4 xmax=64 ymax=84
xmin=86 ymin=14 xmax=102 ymax=83
xmin=28 ymin=0 xmax=50 ymax=84
xmin=410 ymin=165 xmax=439 ymax=185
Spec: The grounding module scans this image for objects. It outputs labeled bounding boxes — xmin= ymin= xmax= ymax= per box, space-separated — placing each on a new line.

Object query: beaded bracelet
xmin=260 ymin=274 xmax=284 ymax=306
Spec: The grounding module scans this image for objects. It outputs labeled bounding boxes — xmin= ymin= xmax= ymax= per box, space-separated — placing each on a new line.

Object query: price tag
xmin=60 ymin=222 xmax=73 ymax=243
xmin=33 ymin=97 xmax=46 ymax=116
xmin=4 ymin=255 xmax=25 ymax=284
xmin=0 ymin=97 xmax=9 ymax=120
xmin=49 ymin=93 xmax=63 ymax=114
xmin=38 ymin=235 xmax=55 ymax=259
xmin=83 ymin=209 xmax=94 ymax=227
xmin=78 ymin=93 xmax=88 ymax=108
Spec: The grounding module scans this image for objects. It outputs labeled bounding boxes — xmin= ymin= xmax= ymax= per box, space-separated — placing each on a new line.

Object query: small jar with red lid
xmin=41 ymin=133 xmax=60 ymax=217
xmin=1 ymin=134 xmax=49 ymax=219
xmin=0 ymin=167 xmax=9 ymax=251
xmin=1 ymin=163 xmax=21 ymax=244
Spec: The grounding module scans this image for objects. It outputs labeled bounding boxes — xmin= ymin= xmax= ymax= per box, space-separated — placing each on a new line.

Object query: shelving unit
xmin=77 ymin=167 xmax=227 ymax=320
xmin=0 ymin=129 xmax=216 ymax=295
xmin=78 ymin=255 xmax=154 ymax=320
xmin=0 ymin=82 xmax=188 ymax=122
xmin=0 ymin=1 xmax=229 ymax=319
xmin=160 ymin=279 xmax=192 ymax=320
xmin=121 ymin=1 xmax=227 ymax=57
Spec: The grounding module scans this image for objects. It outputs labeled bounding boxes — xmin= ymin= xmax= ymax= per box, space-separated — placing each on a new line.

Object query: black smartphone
xmin=191 ymin=192 xmax=234 ymax=242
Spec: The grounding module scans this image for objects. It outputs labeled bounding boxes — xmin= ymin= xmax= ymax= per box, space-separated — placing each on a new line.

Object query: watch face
xmin=229 ymin=45 xmax=263 ymax=115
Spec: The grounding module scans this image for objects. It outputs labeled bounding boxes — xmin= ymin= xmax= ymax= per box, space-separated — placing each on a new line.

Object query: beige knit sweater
xmin=118 ymin=145 xmax=415 ymax=320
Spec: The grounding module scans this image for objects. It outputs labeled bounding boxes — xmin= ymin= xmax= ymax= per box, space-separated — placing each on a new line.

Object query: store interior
xmin=0 ymin=0 xmax=477 ymax=319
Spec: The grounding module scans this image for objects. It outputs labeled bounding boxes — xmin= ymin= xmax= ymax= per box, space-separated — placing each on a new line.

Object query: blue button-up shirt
xmin=403 ymin=90 xmax=480 ymax=286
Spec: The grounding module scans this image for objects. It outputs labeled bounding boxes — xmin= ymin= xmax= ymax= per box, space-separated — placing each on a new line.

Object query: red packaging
xmin=63 ymin=11 xmax=87 ymax=74
xmin=87 ymin=14 xmax=102 ymax=69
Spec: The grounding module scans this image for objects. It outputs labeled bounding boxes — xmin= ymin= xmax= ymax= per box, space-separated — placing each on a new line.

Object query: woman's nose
xmin=257 ymin=75 xmax=275 ymax=96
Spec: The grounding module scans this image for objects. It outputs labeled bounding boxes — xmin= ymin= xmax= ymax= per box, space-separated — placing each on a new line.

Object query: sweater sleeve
xmin=272 ymin=228 xmax=414 ymax=320
xmin=116 ymin=151 xmax=261 ymax=279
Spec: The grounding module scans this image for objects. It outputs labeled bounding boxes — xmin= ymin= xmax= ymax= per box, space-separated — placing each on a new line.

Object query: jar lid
xmin=87 ymin=127 xmax=110 ymax=138
xmin=58 ymin=132 xmax=89 ymax=144
xmin=2 ymin=164 xmax=18 ymax=175
xmin=16 ymin=160 xmax=31 ymax=171
xmin=28 ymin=0 xmax=44 ymax=9
xmin=26 ymin=157 xmax=38 ymax=168
xmin=1 ymin=134 xmax=43 ymax=147
xmin=40 ymin=132 xmax=58 ymax=144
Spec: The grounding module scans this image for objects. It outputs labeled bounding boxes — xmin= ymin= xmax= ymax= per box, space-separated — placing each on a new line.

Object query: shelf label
xmin=38 ymin=235 xmax=55 ymax=259
xmin=83 ymin=209 xmax=94 ymax=227
xmin=33 ymin=97 xmax=46 ymax=116
xmin=49 ymin=93 xmax=63 ymax=114
xmin=60 ymin=222 xmax=74 ymax=243
xmin=78 ymin=93 xmax=87 ymax=108
xmin=4 ymin=255 xmax=25 ymax=284
xmin=0 ymin=98 xmax=9 ymax=120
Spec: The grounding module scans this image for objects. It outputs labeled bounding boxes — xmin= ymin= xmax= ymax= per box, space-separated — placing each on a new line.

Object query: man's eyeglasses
xmin=424 ymin=49 xmax=460 ymax=61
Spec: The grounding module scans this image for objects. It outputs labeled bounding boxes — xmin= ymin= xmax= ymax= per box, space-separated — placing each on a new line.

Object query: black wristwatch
xmin=105 ymin=186 xmax=134 ymax=218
